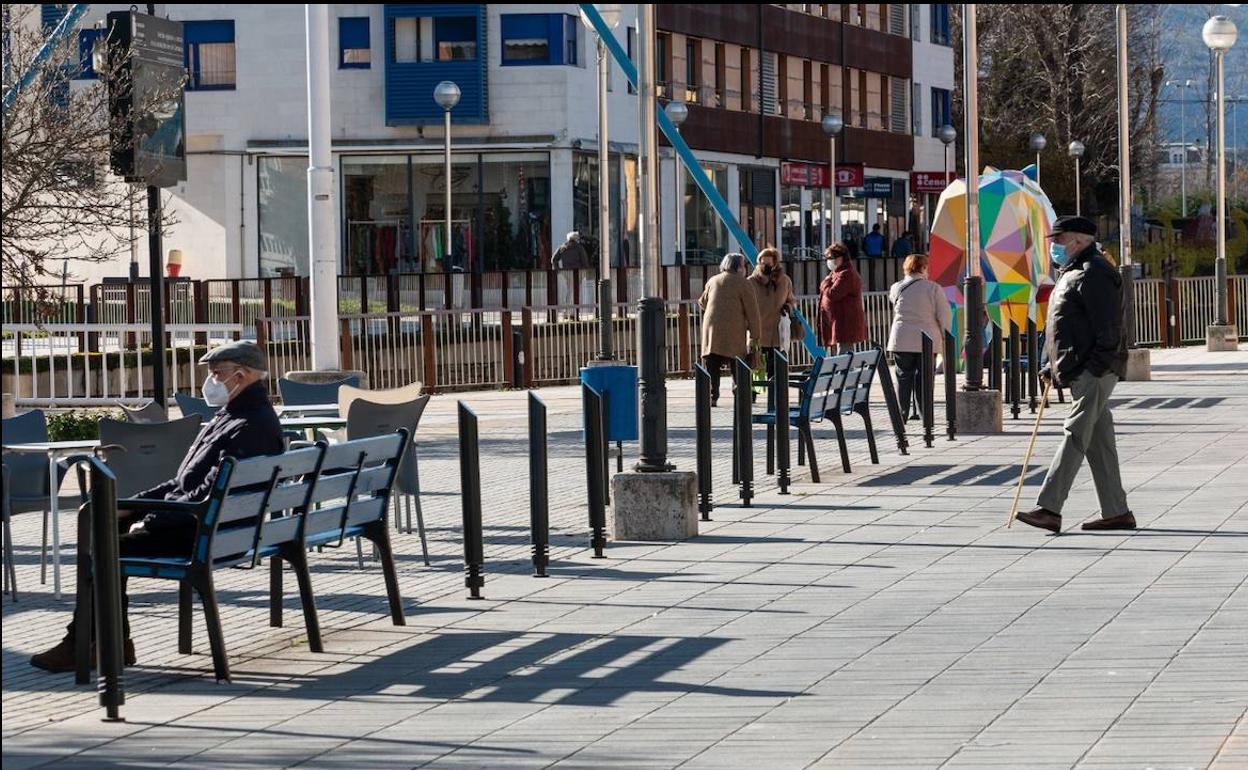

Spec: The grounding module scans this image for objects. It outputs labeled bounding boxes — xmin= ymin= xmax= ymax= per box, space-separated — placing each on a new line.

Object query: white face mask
xmin=826 ymin=259 xmax=837 ymax=271
xmin=202 ymin=371 xmax=240 ymax=407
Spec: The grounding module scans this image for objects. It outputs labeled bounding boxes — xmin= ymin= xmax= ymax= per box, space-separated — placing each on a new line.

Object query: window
xmin=77 ymin=28 xmax=104 ymax=79
xmin=339 ymin=17 xmax=370 ymax=69
xmin=931 ymin=87 xmax=951 ymax=136
xmin=393 ymin=16 xmax=476 ymax=62
xmin=803 ymin=60 xmax=813 ymax=120
xmin=184 ymin=20 xmax=236 ymax=91
xmin=627 ymin=27 xmax=636 ymax=94
xmin=685 ymin=37 xmax=700 ymax=103
xmin=656 ymin=33 xmax=670 ymax=96
xmin=741 ymin=47 xmax=752 ymax=113
xmin=714 ymin=43 xmax=725 ymax=107
xmin=931 ymin=4 xmax=951 ymax=46
xmin=501 ymin=15 xmax=580 ymax=66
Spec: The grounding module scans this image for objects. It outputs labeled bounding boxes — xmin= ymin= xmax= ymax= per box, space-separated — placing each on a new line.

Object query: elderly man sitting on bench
xmin=31 ymin=341 xmax=283 ymax=673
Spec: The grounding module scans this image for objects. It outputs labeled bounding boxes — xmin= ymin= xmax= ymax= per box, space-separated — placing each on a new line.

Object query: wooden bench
xmin=90 ymin=432 xmax=408 ymax=682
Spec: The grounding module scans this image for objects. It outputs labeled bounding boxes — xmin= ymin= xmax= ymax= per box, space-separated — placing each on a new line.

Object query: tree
xmin=952 ymin=4 xmax=1167 ymax=216
xmin=1 ymin=5 xmax=177 ymax=313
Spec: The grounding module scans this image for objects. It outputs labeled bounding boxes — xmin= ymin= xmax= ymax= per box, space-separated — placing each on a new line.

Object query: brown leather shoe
xmin=31 ymin=639 xmax=135 ymax=673
xmin=1016 ymin=507 xmax=1062 ymax=533
xmin=1081 ymin=512 xmax=1136 ymax=531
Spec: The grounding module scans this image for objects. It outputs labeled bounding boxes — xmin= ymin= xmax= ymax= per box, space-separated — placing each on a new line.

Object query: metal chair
xmin=337 ymin=382 xmax=423 ymax=418
xmin=1 ymin=410 xmax=71 ymax=591
xmin=278 ymin=376 xmax=360 ymax=406
xmin=2 ymin=464 xmax=16 ymax=600
xmin=97 ymin=415 xmax=204 ymax=498
xmin=174 ymin=392 xmax=219 ymax=423
xmin=119 ymin=401 xmax=168 ymax=424
xmin=346 ymin=396 xmax=432 ymax=566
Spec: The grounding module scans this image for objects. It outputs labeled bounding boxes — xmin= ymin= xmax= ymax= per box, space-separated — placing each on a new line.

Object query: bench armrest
xmin=118 ymin=498 xmax=203 ymax=515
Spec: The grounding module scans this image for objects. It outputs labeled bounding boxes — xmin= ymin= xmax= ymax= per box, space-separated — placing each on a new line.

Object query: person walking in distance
xmin=748 ymin=247 xmax=798 ymax=376
xmin=699 ymin=253 xmax=761 ymax=407
xmin=1016 ymin=216 xmax=1134 ymax=534
xmin=817 ymin=243 xmax=867 ymax=356
xmin=886 ymin=253 xmax=952 ymax=422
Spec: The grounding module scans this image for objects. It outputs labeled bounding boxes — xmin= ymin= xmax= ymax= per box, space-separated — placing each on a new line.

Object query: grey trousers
xmin=1036 ymin=370 xmax=1130 ymax=519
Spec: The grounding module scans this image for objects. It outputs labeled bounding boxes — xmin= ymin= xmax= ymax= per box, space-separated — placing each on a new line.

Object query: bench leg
xmin=269 ymin=556 xmax=283 ymax=629
xmin=194 ymin=574 xmax=231 ymax=683
xmin=286 ymin=548 xmax=323 ymax=653
xmin=797 ymin=424 xmax=806 ymax=467
xmin=766 ymin=425 xmax=775 ymax=476
xmin=178 ymin=580 xmax=194 ymax=654
xmin=367 ymin=524 xmax=405 ymax=626
xmin=830 ymin=412 xmax=852 ymax=473
xmin=857 ymin=404 xmax=880 ymax=464
xmin=802 ymin=423 xmax=820 ymax=484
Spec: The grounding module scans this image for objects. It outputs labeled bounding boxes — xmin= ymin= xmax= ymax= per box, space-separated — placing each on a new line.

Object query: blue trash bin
xmin=580 ymin=364 xmax=639 ymax=443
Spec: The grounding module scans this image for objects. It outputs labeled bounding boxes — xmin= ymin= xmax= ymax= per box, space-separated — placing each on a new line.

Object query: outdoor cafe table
xmin=275 ymin=404 xmax=340 ymax=417
xmin=280 ymin=415 xmax=349 ymax=442
xmin=1 ymin=439 xmax=100 ymax=599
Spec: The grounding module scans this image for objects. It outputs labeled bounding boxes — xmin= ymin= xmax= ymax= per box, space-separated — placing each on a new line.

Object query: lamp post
xmin=665 ymin=101 xmax=689 ymax=265
xmin=306 ymin=4 xmax=340 ymax=372
xmin=579 ymin=4 xmax=622 ymax=360
xmin=636 ymin=3 xmax=671 ymax=471
xmin=1204 ymin=14 xmax=1237 ymax=342
xmin=962 ymin=4 xmax=985 ymax=393
xmin=1166 ymin=80 xmax=1194 ymax=216
xmin=822 ymin=113 xmax=844 ymax=247
xmin=1068 ymin=140 xmax=1085 ymax=216
xmin=1029 ymin=131 xmax=1046 ymax=185
xmin=434 ymin=82 xmax=461 ymax=272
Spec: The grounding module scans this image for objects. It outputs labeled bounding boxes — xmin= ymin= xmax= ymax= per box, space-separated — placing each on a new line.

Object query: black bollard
xmin=989 ymin=323 xmax=1003 ymax=392
xmin=943 ymin=330 xmax=958 ymax=441
xmin=695 ymin=363 xmax=714 ymax=520
xmin=528 ymin=393 xmax=550 ymax=577
xmin=457 ymin=403 xmax=485 ymax=599
xmin=1027 ymin=319 xmax=1039 ymax=414
xmin=733 ymin=357 xmax=754 ymax=507
xmin=776 ymin=352 xmax=791 ymax=495
xmin=921 ymin=332 xmax=936 ymax=448
xmin=873 ymin=345 xmax=910 ymax=456
xmin=582 ymin=383 xmax=608 ymax=557
xmin=1009 ymin=321 xmax=1022 ymax=420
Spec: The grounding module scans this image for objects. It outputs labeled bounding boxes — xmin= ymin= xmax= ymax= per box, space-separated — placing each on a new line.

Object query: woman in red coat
xmin=818 ymin=242 xmax=868 ymax=355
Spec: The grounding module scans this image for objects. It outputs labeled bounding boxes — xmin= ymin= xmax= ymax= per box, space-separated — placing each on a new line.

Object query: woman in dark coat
xmin=818 ymin=242 xmax=868 ymax=355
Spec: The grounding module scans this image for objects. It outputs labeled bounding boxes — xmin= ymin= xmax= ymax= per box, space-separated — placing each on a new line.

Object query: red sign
xmin=910 ymin=171 xmax=953 ymax=194
xmin=834 ymin=163 xmax=864 ymax=189
xmin=781 ymin=162 xmax=865 ymax=189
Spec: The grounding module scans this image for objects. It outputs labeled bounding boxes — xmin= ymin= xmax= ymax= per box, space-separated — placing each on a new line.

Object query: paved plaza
xmin=3 ymin=347 xmax=1246 ymax=770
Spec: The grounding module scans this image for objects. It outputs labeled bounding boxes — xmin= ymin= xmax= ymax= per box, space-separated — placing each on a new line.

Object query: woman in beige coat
xmin=699 ymin=253 xmax=761 ymax=405
xmin=748 ymin=247 xmax=798 ymax=376
xmin=887 ymin=253 xmax=953 ymax=421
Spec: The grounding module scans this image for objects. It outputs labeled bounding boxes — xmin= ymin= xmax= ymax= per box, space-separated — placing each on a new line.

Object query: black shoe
xmin=31 ymin=638 xmax=136 ymax=673
xmin=711 ymin=397 xmax=719 ymax=408
xmin=1081 ymin=512 xmax=1136 ymax=531
xmin=1016 ymin=507 xmax=1062 ymax=533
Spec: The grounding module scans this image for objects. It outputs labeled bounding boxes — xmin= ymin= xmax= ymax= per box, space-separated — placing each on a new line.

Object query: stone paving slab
xmin=3 ymin=347 xmax=1247 ymax=769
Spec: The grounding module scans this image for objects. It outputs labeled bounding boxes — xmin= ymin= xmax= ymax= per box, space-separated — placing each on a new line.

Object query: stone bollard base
xmin=284 ymin=369 xmax=370 ymax=388
xmin=955 ymin=390 xmax=1004 ymax=434
xmin=1123 ymin=348 xmax=1152 ymax=382
xmin=1206 ymin=325 xmax=1239 ymax=353
xmin=610 ymin=471 xmax=698 ymax=541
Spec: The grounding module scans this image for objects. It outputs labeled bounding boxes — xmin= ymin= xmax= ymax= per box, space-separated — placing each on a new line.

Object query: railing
xmin=1174 ymin=277 xmax=1222 ymax=345
xmin=1133 ymin=278 xmax=1163 ymax=348
xmin=3 ymin=323 xmax=243 ymax=406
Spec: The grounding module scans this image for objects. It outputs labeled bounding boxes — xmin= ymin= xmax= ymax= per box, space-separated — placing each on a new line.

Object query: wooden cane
xmin=1007 ymin=379 xmax=1053 ymax=528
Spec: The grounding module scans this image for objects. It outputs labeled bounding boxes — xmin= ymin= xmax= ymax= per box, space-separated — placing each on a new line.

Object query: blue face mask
xmin=1050 ymin=242 xmax=1069 ymax=267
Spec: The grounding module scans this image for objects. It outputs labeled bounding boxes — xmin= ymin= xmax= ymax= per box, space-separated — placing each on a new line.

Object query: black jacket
xmin=136 ymin=382 xmax=284 ymax=532
xmin=1043 ymin=244 xmax=1129 ymax=386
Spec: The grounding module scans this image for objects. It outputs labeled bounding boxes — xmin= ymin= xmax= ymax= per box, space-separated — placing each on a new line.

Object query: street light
xmin=939 ymin=124 xmax=957 ymax=189
xmin=1166 ymin=79 xmax=1195 ymax=216
xmin=822 ymin=113 xmax=844 ymax=247
xmin=1029 ymin=131 xmax=1046 ymax=186
xmin=1204 ymin=14 xmax=1237 ymax=337
xmin=665 ymin=101 xmax=689 ymax=266
xmin=434 ymin=81 xmax=461 ymax=272
xmin=1068 ymin=139 xmax=1085 ymax=215
xmin=580 ymin=4 xmax=622 ymax=360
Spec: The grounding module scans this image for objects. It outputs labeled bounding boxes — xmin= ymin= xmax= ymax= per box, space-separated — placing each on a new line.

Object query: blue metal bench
xmin=824 ymin=348 xmax=883 ymax=474
xmin=110 ymin=432 xmax=407 ymax=682
xmin=754 ymin=354 xmax=850 ymax=484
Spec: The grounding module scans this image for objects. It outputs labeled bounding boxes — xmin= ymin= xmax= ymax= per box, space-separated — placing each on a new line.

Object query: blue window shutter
xmin=435 ymin=17 xmax=475 ymax=48
xmin=564 ymin=15 xmax=577 ymax=66
xmin=547 ymin=15 xmax=564 ymax=64
xmin=502 ymin=14 xmax=546 ymax=41
xmin=41 ymin=4 xmax=67 ymax=31
xmin=184 ymin=20 xmax=235 ymax=45
xmin=339 ymin=16 xmax=369 ymax=69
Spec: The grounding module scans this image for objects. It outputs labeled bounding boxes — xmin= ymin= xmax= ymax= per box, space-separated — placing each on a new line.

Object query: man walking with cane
xmin=1016 ymin=216 xmax=1135 ymax=533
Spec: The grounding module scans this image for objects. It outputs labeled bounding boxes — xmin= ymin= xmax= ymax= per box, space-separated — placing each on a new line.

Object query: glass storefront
xmin=780 ymin=185 xmax=802 ymax=259
xmin=739 ymin=166 xmax=777 ymax=251
xmin=258 ymin=156 xmax=309 ymax=278
xmin=261 ymin=151 xmax=552 ymax=277
xmin=684 ymin=164 xmax=729 ymax=265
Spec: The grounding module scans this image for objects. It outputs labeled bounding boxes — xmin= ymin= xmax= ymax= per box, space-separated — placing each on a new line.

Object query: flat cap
xmin=1049 ymin=215 xmax=1097 ymax=238
xmin=198 ymin=340 xmax=267 ymax=370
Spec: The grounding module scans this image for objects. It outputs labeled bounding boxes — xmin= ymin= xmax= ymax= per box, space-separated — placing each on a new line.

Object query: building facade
xmin=57 ymin=3 xmax=954 ymax=283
